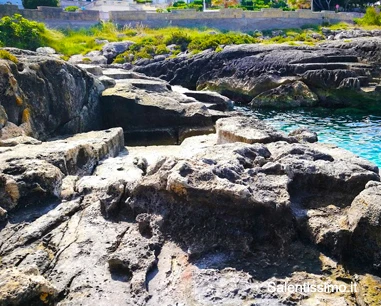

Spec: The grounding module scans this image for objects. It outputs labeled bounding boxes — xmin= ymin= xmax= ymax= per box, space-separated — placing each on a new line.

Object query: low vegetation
xmin=355 ymin=7 xmax=381 ymax=26
xmin=64 ymin=6 xmax=80 ymax=12
xmin=0 ymin=50 xmax=18 ymax=63
xmin=0 ymin=13 xmax=379 ymax=63
xmin=0 ymin=14 xmax=48 ymax=50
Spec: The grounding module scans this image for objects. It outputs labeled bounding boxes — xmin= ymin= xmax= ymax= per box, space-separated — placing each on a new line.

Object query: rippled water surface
xmin=243 ymin=107 xmax=381 ymax=168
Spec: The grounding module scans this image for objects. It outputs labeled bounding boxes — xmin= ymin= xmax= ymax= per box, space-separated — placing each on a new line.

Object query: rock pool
xmin=246 ymin=107 xmax=381 ymax=168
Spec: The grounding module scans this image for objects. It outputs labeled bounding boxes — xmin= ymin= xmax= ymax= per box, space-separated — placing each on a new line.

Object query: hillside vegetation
xmin=0 ymin=11 xmax=379 ymax=63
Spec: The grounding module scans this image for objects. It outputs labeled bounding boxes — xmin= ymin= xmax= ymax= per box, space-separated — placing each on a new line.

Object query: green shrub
xmin=188 ymin=32 xmax=258 ymax=51
xmin=155 ymin=44 xmax=169 ymax=55
xmin=64 ymin=6 xmax=79 ymax=12
xmin=22 ymin=0 xmax=58 ymax=9
xmin=173 ymin=0 xmax=187 ymax=7
xmin=165 ymin=32 xmax=191 ymax=51
xmin=0 ymin=50 xmax=18 ymax=63
xmin=354 ymin=7 xmax=381 ymax=26
xmin=0 ymin=14 xmax=47 ymax=50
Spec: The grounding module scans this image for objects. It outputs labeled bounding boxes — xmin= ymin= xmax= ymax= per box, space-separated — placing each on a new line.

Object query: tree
xmin=22 ymin=0 xmax=59 ymax=10
xmin=212 ymin=0 xmax=239 ymax=8
xmin=0 ymin=14 xmax=47 ymax=50
xmin=288 ymin=0 xmax=311 ymax=9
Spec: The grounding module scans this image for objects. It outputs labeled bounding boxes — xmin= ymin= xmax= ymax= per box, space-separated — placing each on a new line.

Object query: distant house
xmin=0 ymin=0 xmax=23 ymax=8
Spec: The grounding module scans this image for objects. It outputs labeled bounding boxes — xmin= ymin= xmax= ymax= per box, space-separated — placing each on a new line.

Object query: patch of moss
xmin=0 ymin=50 xmax=18 ymax=63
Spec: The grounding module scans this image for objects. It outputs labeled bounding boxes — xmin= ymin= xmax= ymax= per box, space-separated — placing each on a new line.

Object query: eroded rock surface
xmin=1 ymin=116 xmax=380 ymax=305
xmin=0 ymin=49 xmax=104 ymax=140
xmin=134 ymin=39 xmax=381 ymax=109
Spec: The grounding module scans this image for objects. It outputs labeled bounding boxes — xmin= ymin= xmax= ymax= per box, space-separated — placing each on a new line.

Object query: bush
xmin=354 ymin=7 xmax=381 ymax=26
xmin=165 ymin=32 xmax=191 ymax=51
xmin=0 ymin=50 xmax=18 ymax=63
xmin=173 ymin=0 xmax=187 ymax=7
xmin=22 ymin=0 xmax=58 ymax=9
xmin=64 ymin=6 xmax=79 ymax=12
xmin=155 ymin=44 xmax=169 ymax=55
xmin=0 ymin=14 xmax=47 ymax=50
xmin=188 ymin=32 xmax=258 ymax=51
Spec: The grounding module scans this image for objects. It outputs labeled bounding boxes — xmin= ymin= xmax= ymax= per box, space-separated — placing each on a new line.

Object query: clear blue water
xmin=242 ymin=107 xmax=381 ymax=168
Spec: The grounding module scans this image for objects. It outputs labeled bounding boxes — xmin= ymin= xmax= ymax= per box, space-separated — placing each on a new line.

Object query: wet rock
xmin=250 ymin=81 xmax=318 ymax=109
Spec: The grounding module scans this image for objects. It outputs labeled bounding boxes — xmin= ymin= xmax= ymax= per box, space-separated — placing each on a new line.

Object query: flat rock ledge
xmin=0 ymin=117 xmax=381 ymax=306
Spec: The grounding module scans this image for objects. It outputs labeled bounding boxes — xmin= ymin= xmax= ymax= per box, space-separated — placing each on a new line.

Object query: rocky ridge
xmin=133 ymin=37 xmax=381 ymax=109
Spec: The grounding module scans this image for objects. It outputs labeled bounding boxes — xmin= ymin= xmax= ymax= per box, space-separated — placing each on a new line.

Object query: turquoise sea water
xmin=244 ymin=107 xmax=381 ymax=168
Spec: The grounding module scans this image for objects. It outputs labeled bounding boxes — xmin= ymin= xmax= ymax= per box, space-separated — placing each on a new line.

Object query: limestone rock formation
xmin=216 ymin=116 xmax=294 ymax=144
xmin=0 ymin=119 xmax=381 ymax=305
xmin=0 ymin=49 xmax=104 ymax=140
xmin=133 ymin=38 xmax=381 ymax=109
xmin=250 ymin=80 xmax=318 ymax=109
xmin=100 ymin=76 xmax=215 ymax=145
xmin=102 ymin=41 xmax=135 ymax=63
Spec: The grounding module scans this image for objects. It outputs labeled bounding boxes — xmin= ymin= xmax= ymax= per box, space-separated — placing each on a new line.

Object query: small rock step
xmin=290 ymin=55 xmax=359 ymax=64
xmin=361 ymin=86 xmax=377 ymax=93
xmin=292 ymin=62 xmax=372 ymax=73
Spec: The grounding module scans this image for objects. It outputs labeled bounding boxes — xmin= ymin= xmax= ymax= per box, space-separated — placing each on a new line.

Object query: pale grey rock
xmin=288 ymin=127 xmax=318 ymax=143
xmin=77 ymin=64 xmax=104 ymax=76
xmin=36 ymin=47 xmax=56 ymax=55
xmin=216 ymin=116 xmax=293 ymax=144
xmin=102 ymin=41 xmax=135 ymax=62
xmin=0 ymin=135 xmax=41 ymax=147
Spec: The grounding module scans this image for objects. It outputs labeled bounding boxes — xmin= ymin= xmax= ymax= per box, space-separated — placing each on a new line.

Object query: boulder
xmin=102 ymin=41 xmax=135 ymax=63
xmin=0 ymin=50 xmax=104 ymax=140
xmin=36 ymin=47 xmax=56 ymax=55
xmin=288 ymin=127 xmax=318 ymax=143
xmin=0 ymin=122 xmax=25 ymax=140
xmin=76 ymin=64 xmax=104 ymax=76
xmin=348 ymin=181 xmax=381 ymax=269
xmin=69 ymin=52 xmax=108 ymax=65
xmin=250 ymin=81 xmax=318 ymax=109
xmin=216 ymin=116 xmax=294 ymax=144
xmin=181 ymin=90 xmax=234 ymax=111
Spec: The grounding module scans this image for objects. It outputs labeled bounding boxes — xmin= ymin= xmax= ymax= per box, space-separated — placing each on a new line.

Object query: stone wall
xmin=0 ymin=5 xmax=362 ymax=30
xmin=0 ymin=5 xmax=100 ymax=23
xmin=109 ymin=8 xmax=362 ymax=31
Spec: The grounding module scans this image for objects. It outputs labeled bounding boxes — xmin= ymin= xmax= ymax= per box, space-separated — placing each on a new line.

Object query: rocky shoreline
xmin=0 ymin=40 xmax=381 ymax=305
